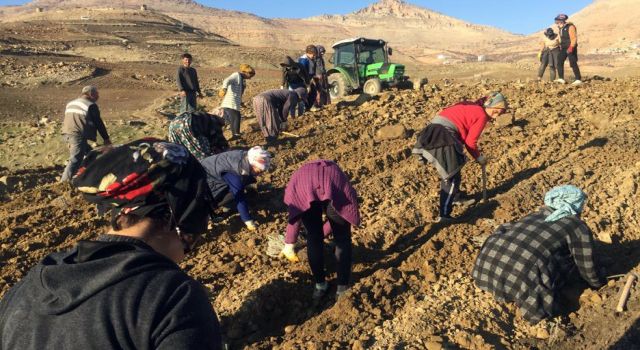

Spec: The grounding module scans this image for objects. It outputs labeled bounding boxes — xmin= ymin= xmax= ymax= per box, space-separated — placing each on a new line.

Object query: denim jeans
xmin=61 ymin=134 xmax=91 ymax=182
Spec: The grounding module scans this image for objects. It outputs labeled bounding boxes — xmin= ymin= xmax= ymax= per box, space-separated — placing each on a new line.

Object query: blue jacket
xmin=298 ymin=55 xmax=315 ymax=77
xmin=200 ymin=150 xmax=255 ymax=221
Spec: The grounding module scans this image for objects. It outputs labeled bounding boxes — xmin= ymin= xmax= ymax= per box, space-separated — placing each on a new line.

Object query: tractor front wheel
xmin=328 ymin=73 xmax=348 ymax=99
xmin=363 ymin=78 xmax=382 ymax=95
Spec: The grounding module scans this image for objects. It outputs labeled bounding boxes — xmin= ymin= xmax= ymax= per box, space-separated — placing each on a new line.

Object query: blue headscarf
xmin=544 ymin=185 xmax=586 ymax=222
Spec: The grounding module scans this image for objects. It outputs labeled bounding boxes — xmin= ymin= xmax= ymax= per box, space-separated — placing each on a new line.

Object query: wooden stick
xmin=616 ymin=274 xmax=637 ymax=313
xmin=282 ymin=131 xmax=300 ymax=138
xmin=481 ymin=165 xmax=488 ymax=202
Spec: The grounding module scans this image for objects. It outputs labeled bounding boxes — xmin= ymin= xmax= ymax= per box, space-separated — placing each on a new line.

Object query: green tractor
xmin=328 ymin=37 xmax=408 ymax=99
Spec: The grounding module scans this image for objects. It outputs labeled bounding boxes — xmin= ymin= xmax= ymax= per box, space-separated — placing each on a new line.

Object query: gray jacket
xmin=62 ymin=96 xmax=109 ymax=141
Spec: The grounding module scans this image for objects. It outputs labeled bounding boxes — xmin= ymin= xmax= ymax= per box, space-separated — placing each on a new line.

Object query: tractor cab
xmin=328 ymin=37 xmax=407 ymax=98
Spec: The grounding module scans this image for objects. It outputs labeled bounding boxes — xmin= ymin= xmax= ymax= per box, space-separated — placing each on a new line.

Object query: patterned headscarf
xmin=544 ymin=185 xmax=586 ymax=222
xmin=72 ymin=138 xmax=213 ymax=234
xmin=483 ymin=92 xmax=508 ymax=109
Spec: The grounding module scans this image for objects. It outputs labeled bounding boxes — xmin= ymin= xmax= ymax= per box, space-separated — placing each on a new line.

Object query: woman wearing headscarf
xmin=168 ymin=110 xmax=229 ymax=160
xmin=537 ymin=28 xmax=561 ymax=81
xmin=0 ymin=139 xmax=222 ymax=349
xmin=472 ymin=185 xmax=605 ymax=324
xmin=313 ymin=45 xmax=330 ymax=109
xmin=281 ymin=160 xmax=360 ymax=299
xmin=219 ymin=64 xmax=256 ymax=139
xmin=200 ymin=146 xmax=271 ymax=231
xmin=252 ymin=88 xmax=307 ymax=144
xmin=412 ymin=92 xmax=508 ymax=222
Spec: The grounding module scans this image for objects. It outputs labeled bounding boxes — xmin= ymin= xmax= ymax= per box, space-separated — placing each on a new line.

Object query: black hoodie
xmin=0 ymin=235 xmax=221 ymax=350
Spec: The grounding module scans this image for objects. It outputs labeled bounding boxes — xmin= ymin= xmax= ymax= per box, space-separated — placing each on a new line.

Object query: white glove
xmin=280 ymin=243 xmax=299 ymax=262
xmin=245 ymin=220 xmax=257 ymax=231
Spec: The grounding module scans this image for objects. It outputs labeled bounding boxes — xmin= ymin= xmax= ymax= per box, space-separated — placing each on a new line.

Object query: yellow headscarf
xmin=239 ymin=64 xmax=255 ymax=76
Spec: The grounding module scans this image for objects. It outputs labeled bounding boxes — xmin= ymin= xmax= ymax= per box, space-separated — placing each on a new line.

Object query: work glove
xmin=280 ymin=243 xmax=299 ymax=263
xmin=245 ymin=220 xmax=257 ymax=231
xmin=218 ymin=89 xmax=226 ymax=98
xmin=567 ymin=46 xmax=574 ymax=54
xmin=477 ymin=155 xmax=488 ymax=166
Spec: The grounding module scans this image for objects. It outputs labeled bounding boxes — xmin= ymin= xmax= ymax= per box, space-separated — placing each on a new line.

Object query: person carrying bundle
xmin=0 ymin=139 xmax=222 ymax=349
xmin=412 ymin=92 xmax=508 ymax=222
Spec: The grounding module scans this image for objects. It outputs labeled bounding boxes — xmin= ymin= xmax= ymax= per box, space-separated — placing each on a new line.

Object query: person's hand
xmin=280 ymin=85 xmax=285 ymax=89
xmin=218 ymin=89 xmax=226 ymax=98
xmin=280 ymin=121 xmax=289 ymax=131
xmin=245 ymin=220 xmax=257 ymax=231
xmin=537 ymin=52 xmax=542 ymax=61
xmin=567 ymin=46 xmax=574 ymax=54
xmin=477 ymin=155 xmax=488 ymax=166
xmin=179 ymin=91 xmax=186 ymax=97
xmin=197 ymin=93 xmax=204 ymax=99
xmin=103 ymin=139 xmax=112 ymax=146
xmin=280 ymin=243 xmax=299 ymax=263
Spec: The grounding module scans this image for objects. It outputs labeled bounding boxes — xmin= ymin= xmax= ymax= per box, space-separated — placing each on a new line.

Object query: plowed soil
xmin=2 ymin=76 xmax=640 ymax=349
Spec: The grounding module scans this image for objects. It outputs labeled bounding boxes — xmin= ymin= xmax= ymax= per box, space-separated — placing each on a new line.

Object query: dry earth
xmin=2 ymin=2 xmax=640 ymax=350
xmin=2 ymin=76 xmax=640 ymax=349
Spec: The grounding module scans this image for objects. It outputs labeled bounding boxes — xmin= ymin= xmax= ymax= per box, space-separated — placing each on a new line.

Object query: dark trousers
xmin=302 ymin=201 xmax=352 ymax=286
xmin=439 ymin=171 xmax=461 ymax=218
xmin=61 ymin=134 xmax=91 ymax=182
xmin=538 ymin=48 xmax=559 ymax=81
xmin=308 ymin=79 xmax=319 ymax=108
xmin=557 ymin=46 xmax=581 ymax=81
xmin=180 ymin=91 xmax=197 ymax=113
xmin=223 ymin=108 xmax=241 ymax=136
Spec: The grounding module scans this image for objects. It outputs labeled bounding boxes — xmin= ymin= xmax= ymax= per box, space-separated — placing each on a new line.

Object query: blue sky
xmin=0 ymin=0 xmax=593 ymax=34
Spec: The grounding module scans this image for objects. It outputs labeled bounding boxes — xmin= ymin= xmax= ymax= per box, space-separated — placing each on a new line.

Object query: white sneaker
xmin=571 ymin=80 xmax=583 ymax=85
xmin=554 ymin=79 xmax=566 ymax=84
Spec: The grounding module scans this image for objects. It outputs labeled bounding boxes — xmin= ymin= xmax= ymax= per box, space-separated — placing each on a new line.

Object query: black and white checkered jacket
xmin=472 ymin=207 xmax=605 ymax=323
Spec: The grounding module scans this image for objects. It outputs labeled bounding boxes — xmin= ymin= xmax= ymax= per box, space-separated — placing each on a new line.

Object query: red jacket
xmin=439 ymin=102 xmax=489 ymax=159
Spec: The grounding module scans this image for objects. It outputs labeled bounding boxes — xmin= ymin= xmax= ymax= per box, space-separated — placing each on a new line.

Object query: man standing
xmin=176 ymin=53 xmax=203 ymax=113
xmin=555 ymin=14 xmax=582 ymax=85
xmin=60 ymin=85 xmax=110 ymax=182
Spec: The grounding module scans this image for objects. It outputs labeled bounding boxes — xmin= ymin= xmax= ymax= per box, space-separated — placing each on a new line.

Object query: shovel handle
xmin=616 ymin=274 xmax=637 ymax=312
xmin=481 ymin=165 xmax=488 ymax=202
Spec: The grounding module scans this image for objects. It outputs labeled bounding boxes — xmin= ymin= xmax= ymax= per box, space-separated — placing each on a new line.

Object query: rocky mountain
xmin=303 ymin=0 xmax=520 ymax=62
xmin=500 ymin=0 xmax=640 ymax=59
xmin=0 ymin=0 xmax=521 ymax=63
xmin=570 ymin=0 xmax=640 ymax=54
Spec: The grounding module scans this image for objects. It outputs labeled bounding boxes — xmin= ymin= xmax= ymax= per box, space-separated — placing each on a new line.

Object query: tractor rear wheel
xmin=363 ymin=78 xmax=382 ymax=95
xmin=328 ymin=73 xmax=348 ymax=99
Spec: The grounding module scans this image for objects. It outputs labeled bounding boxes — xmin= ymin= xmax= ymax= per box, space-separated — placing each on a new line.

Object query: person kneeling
xmin=472 ymin=185 xmax=605 ymax=323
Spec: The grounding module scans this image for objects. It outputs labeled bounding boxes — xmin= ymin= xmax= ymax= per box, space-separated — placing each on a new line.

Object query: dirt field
xmin=2 ymin=8 xmax=640 ymax=350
